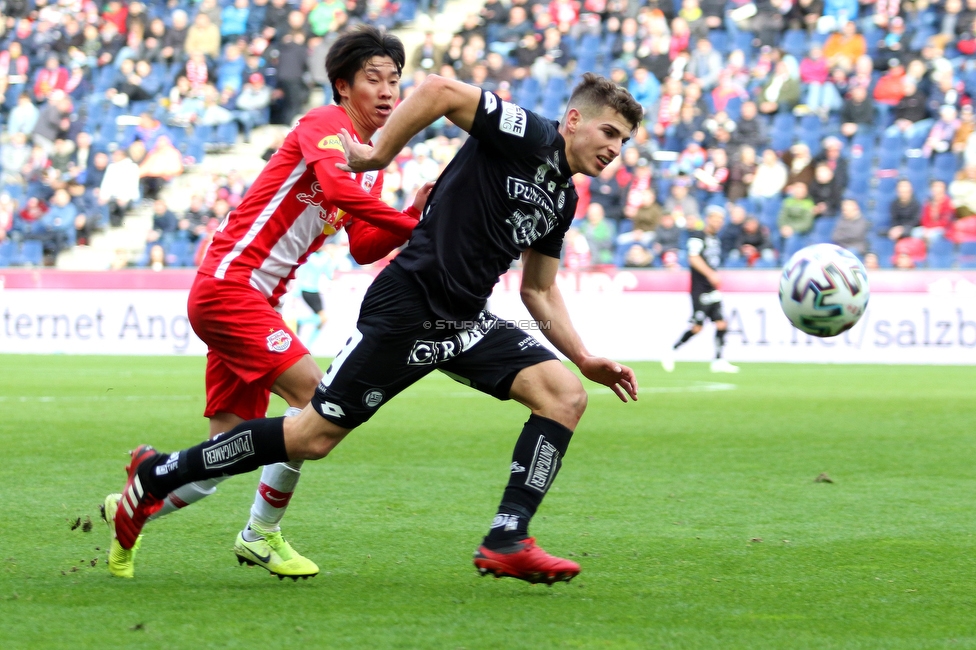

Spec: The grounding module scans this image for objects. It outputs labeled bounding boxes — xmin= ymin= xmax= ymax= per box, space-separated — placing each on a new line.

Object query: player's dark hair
xmin=566 ymin=72 xmax=643 ymax=132
xmin=326 ymin=26 xmax=405 ymax=104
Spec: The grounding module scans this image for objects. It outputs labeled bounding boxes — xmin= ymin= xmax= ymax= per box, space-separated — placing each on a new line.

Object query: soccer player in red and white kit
xmin=103 ymin=27 xmax=430 ymax=579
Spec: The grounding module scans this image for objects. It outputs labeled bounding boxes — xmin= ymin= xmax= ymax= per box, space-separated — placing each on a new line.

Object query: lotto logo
xmin=266 ymin=329 xmax=292 ymax=352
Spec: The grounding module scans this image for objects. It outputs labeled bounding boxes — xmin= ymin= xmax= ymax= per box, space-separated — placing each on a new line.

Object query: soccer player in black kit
xmin=111 ymin=73 xmax=643 ymax=585
xmin=662 ymin=204 xmax=740 ymax=373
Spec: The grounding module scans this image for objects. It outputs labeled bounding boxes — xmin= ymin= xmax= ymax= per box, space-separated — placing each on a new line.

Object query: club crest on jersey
xmin=317 ymin=135 xmax=344 ymax=151
xmin=506 ymin=208 xmax=549 ymax=246
xmin=266 ymin=329 xmax=292 ymax=352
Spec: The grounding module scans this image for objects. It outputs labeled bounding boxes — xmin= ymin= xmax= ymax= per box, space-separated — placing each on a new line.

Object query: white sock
xmin=246 ymin=406 xmax=304 ymax=536
xmin=148 ymin=476 xmax=228 ymax=520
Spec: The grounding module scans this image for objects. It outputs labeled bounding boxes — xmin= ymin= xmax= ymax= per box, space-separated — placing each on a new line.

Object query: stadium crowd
xmin=2 ymin=0 xmax=976 ymax=270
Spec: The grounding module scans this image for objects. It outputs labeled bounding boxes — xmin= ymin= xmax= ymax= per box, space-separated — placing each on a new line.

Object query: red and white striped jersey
xmin=198 ymin=104 xmax=417 ymax=306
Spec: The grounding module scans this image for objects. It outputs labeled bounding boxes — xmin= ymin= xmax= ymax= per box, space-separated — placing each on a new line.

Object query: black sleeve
xmin=469 ymin=89 xmax=556 ymax=158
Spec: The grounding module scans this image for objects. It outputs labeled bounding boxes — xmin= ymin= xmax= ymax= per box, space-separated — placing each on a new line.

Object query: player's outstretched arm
xmin=345 ymin=182 xmax=433 ymax=264
xmin=337 ymin=75 xmax=482 ymax=173
xmin=519 ymin=249 xmax=638 ymax=403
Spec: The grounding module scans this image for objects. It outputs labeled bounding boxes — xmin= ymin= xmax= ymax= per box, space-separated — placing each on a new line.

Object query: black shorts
xmin=311 ymin=265 xmax=557 ymax=429
xmin=690 ymin=290 xmax=724 ymax=326
xmin=301 ymin=290 xmax=323 ymax=314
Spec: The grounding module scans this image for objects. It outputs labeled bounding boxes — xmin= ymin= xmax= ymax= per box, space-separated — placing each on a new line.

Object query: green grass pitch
xmin=1 ymin=355 xmax=975 ymax=649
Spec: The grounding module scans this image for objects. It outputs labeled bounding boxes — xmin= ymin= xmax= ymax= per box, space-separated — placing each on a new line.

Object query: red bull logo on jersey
xmin=266 ymin=329 xmax=293 ymax=352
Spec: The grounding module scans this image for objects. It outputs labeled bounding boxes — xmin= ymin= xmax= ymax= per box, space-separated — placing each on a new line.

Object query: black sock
xmin=483 ymin=414 xmax=574 ymax=550
xmin=715 ymin=328 xmax=726 ymax=359
xmin=139 ymin=417 xmax=290 ymax=499
xmin=673 ymin=329 xmax=695 ymax=350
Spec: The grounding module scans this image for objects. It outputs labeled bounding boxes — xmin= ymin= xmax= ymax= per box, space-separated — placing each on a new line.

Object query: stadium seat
xmin=709 ymin=29 xmax=729 ymax=54
xmin=781 ymin=29 xmax=808 ymax=59
xmin=782 ymin=234 xmax=809 ymax=259
xmin=0 ymin=240 xmax=14 ymax=267
xmin=928 ymin=234 xmax=955 ymax=268
xmin=514 ymin=76 xmax=540 ymax=110
xmin=933 ymin=152 xmax=960 ymax=185
xmin=812 ymin=216 xmax=837 ymax=244
xmin=847 ymin=173 xmax=869 ymax=196
xmin=723 ymin=254 xmax=747 ymax=268
xmin=15 ymin=240 xmax=43 ymax=266
xmin=165 ymin=239 xmax=191 ymax=268
xmin=957 ymin=241 xmax=976 ymax=268
xmin=877 ymin=146 xmax=903 ymax=171
xmin=760 ymin=196 xmax=783 ymax=229
xmin=870 ymin=234 xmax=895 ymax=267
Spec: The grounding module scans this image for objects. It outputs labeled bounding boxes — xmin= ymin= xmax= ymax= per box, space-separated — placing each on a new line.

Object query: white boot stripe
xmin=133 ymin=475 xmax=144 ymax=499
xmin=122 ymin=498 xmax=135 ymax=518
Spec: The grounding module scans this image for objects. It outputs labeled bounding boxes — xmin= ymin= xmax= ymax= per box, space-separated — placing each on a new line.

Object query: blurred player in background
xmin=102 ymin=27 xmax=432 ymax=580
xmin=110 ymin=72 xmax=641 ymax=586
xmin=290 ymin=243 xmax=343 ymax=348
xmin=662 ymin=204 xmax=739 ymax=374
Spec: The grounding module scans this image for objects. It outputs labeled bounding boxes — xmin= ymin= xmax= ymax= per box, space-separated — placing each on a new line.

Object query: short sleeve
xmin=687 ymin=234 xmax=704 ymax=257
xmin=469 ymin=90 xmax=557 ymax=158
xmin=295 ymin=109 xmax=354 ymax=167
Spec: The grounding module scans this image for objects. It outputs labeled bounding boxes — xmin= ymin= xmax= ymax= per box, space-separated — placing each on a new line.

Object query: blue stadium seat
xmin=781 ymin=29 xmax=808 ymax=59
xmin=847 ymin=173 xmax=869 ymax=196
xmin=782 ymin=234 xmax=809 ymax=259
xmin=812 ymin=216 xmax=837 ymax=244
xmin=725 ymin=96 xmax=742 ymax=121
xmin=165 ymin=239 xmax=191 ymax=267
xmin=514 ymin=76 xmax=540 ymax=110
xmin=798 ymin=114 xmax=822 ymax=151
xmin=958 ymin=241 xmax=976 ymax=268
xmin=928 ymin=234 xmax=955 ymax=268
xmin=760 ymin=196 xmax=783 ymax=229
xmin=933 ymin=152 xmax=959 ymax=185
xmin=723 ymin=254 xmax=747 ymax=268
xmin=0 ymin=240 xmax=14 ymax=267
xmin=877 ymin=146 xmax=903 ymax=171
xmin=15 ymin=240 xmax=43 ymax=266
xmin=870 ymin=234 xmax=895 ymax=267
xmin=709 ymin=29 xmax=729 ymax=55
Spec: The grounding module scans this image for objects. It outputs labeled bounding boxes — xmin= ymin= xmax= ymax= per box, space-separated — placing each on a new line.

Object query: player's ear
xmin=564 ymin=108 xmax=581 ymax=134
xmin=335 ymin=77 xmax=351 ymax=102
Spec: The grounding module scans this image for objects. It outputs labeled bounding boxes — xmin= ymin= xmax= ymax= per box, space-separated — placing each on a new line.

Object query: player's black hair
xmin=326 ymin=26 xmax=405 ymax=104
xmin=566 ymin=72 xmax=644 ymax=132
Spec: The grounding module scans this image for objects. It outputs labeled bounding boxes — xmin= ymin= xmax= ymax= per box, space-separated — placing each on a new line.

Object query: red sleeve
xmin=312 ymin=159 xmax=417 ymax=239
xmin=346 ymin=205 xmax=421 ymax=264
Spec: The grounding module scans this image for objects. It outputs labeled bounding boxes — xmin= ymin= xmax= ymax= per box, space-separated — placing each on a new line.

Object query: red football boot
xmin=473 ymin=537 xmax=580 ymax=585
xmin=114 ymin=445 xmax=165 ymax=550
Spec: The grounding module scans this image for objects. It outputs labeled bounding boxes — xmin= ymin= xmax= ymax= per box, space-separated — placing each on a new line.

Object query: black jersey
xmin=687 ymin=230 xmax=722 ymax=295
xmin=392 ymin=90 xmax=578 ymax=322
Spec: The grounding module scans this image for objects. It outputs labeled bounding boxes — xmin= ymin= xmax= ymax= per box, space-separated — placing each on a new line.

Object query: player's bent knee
xmin=545 ymin=373 xmax=588 ymax=428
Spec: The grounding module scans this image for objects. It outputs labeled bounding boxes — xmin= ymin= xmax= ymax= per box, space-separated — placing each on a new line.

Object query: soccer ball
xmin=778 ymin=244 xmax=870 ymax=337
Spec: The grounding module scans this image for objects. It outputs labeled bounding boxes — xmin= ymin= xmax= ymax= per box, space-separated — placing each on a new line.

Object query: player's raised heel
xmin=233 ymin=525 xmax=319 ymax=581
xmin=473 ymin=537 xmax=580 ymax=585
